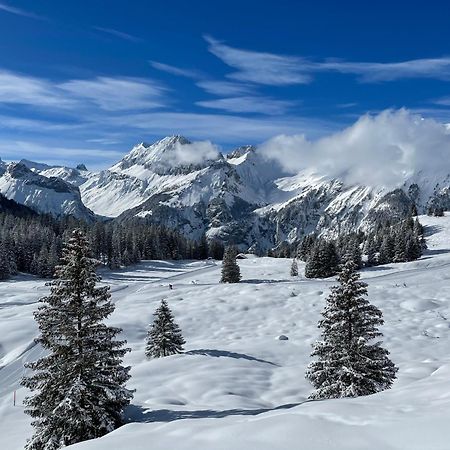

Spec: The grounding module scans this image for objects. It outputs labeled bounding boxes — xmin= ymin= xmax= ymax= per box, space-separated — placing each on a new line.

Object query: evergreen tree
xmin=290 ymin=258 xmax=299 ymax=277
xmin=378 ymin=233 xmax=395 ymax=264
xmin=306 ymin=260 xmax=397 ymax=399
xmin=146 ymin=299 xmax=185 ymax=358
xmin=0 ymin=246 xmax=11 ymax=280
xmin=297 ymin=234 xmax=316 ymax=261
xmin=221 ymin=246 xmax=241 ymax=283
xmin=305 ymin=239 xmax=339 ymax=279
xmin=21 ymin=229 xmax=133 ymax=449
xmin=366 ymin=236 xmax=378 ymax=267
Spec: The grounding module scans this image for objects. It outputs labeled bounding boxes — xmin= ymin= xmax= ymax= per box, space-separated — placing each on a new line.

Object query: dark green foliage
xmin=290 ymin=258 xmax=298 ymax=277
xmin=304 ymin=239 xmax=339 ymax=279
xmin=306 ymin=260 xmax=397 ymax=399
xmin=21 ymin=229 xmax=133 ymax=449
xmin=208 ymin=238 xmax=225 ymax=260
xmin=297 ymin=234 xmax=316 ymax=261
xmin=372 ymin=216 xmax=424 ymax=265
xmin=0 ymin=210 xmax=207 ymax=281
xmin=428 ymin=205 xmax=444 ymax=217
xmin=146 ymin=299 xmax=185 ymax=358
xmin=221 ymin=246 xmax=241 ymax=283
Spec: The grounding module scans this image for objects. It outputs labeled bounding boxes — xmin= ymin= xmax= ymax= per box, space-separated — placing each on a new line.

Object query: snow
xmin=1 ymin=215 xmax=450 ymax=448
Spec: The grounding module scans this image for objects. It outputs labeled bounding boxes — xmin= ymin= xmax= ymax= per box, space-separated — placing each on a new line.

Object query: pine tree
xmin=221 ymin=246 xmax=241 ymax=283
xmin=305 ymin=239 xmax=339 ymax=279
xmin=306 ymin=260 xmax=397 ymax=399
xmin=0 ymin=246 xmax=11 ymax=280
xmin=290 ymin=258 xmax=299 ymax=277
xmin=146 ymin=299 xmax=185 ymax=358
xmin=378 ymin=233 xmax=395 ymax=264
xmin=366 ymin=236 xmax=378 ymax=267
xmin=21 ymin=229 xmax=133 ymax=450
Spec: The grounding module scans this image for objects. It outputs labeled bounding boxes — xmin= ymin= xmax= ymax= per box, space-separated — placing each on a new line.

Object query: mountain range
xmin=0 ymin=136 xmax=448 ymax=250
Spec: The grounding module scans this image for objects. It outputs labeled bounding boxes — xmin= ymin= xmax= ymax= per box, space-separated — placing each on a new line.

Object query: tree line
xmin=0 ymin=210 xmax=225 ymax=281
xmin=286 ymin=215 xmax=426 ymax=279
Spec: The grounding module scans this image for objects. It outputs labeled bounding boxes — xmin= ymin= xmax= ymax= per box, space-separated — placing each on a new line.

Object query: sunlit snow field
xmin=1 ymin=215 xmax=450 ymax=449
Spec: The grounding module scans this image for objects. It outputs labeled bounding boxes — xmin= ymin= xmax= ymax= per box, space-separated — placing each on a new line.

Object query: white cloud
xmin=0 ymin=70 xmax=167 ymax=111
xmin=196 ymin=80 xmax=254 ymax=96
xmin=196 ymin=96 xmax=295 ymax=115
xmin=319 ymin=58 xmax=450 ymax=82
xmin=0 ymin=71 xmax=74 ymax=107
xmin=59 ymin=76 xmax=167 ymax=111
xmin=204 ymin=35 xmax=311 ymax=86
xmin=259 ymin=109 xmax=450 ymax=188
xmin=169 ymin=140 xmax=221 ymax=165
xmin=205 ymin=35 xmax=450 ymax=85
xmin=0 ymin=2 xmax=45 ymax=20
xmin=150 ymin=61 xmax=201 ymax=79
xmin=94 ymin=27 xmax=142 ymax=43
xmin=0 ymin=140 xmax=124 ymax=169
xmin=106 ymin=111 xmax=332 ymax=142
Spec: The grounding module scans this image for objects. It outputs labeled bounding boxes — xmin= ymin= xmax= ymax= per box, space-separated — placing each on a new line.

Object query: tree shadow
xmin=240 ymin=279 xmax=290 ymax=284
xmin=423 ymin=224 xmax=443 ymax=237
xmin=124 ymin=402 xmax=302 ymax=424
xmin=186 ymin=349 xmax=279 ymax=366
xmin=423 ymin=248 xmax=450 ymax=256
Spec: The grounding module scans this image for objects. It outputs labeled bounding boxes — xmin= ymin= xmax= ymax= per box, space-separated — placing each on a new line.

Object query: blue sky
xmin=1 ymin=0 xmax=450 ymax=169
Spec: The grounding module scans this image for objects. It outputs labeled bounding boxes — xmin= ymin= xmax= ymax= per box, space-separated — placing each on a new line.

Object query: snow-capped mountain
xmin=2 ymin=135 xmax=450 ymax=249
xmin=0 ymin=162 xmax=95 ymax=220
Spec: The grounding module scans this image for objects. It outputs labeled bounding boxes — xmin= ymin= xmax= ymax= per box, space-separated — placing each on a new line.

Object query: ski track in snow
xmin=1 ymin=215 xmax=450 ymax=449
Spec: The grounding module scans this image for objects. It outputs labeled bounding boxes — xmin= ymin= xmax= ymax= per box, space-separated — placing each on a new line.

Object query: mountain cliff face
xmin=0 ymin=162 xmax=95 ymax=220
xmin=2 ymin=135 xmax=450 ymax=249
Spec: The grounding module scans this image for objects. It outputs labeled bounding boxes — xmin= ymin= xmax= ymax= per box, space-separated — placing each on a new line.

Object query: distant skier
xmin=168 ymin=283 xmax=173 ymax=290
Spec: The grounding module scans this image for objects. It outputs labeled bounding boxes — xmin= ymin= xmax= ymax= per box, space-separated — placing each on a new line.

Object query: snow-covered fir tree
xmin=304 ymin=239 xmax=339 ymax=278
xmin=146 ymin=299 xmax=185 ymax=358
xmin=290 ymin=258 xmax=299 ymax=277
xmin=297 ymin=234 xmax=316 ymax=261
xmin=306 ymin=259 xmax=397 ymax=399
xmin=221 ymin=246 xmax=241 ymax=283
xmin=21 ymin=229 xmax=133 ymax=450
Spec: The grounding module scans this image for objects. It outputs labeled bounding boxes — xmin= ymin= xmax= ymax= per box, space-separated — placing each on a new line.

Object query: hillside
xmin=0 ymin=214 xmax=449 ymax=449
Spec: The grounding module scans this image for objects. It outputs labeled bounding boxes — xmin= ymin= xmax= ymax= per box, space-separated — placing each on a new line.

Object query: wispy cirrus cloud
xmin=196 ymin=96 xmax=295 ymax=115
xmin=319 ymin=58 xmax=450 ymax=82
xmin=150 ymin=59 xmax=256 ymax=99
xmin=205 ymin=35 xmax=450 ymax=85
xmin=149 ymin=61 xmax=201 ymax=79
xmin=59 ymin=76 xmax=167 ymax=111
xmin=204 ymin=35 xmax=311 ymax=86
xmin=195 ymin=80 xmax=254 ymax=96
xmin=93 ymin=26 xmax=143 ymax=43
xmin=0 ymin=70 xmax=168 ymax=111
xmin=0 ymin=1 xmax=46 ymax=20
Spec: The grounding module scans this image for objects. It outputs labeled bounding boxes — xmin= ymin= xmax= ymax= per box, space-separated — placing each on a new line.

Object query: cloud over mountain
xmin=260 ymin=109 xmax=450 ymax=188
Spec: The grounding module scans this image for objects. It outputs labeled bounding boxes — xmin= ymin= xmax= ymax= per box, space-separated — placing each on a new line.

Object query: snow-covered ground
xmin=1 ymin=215 xmax=450 ymax=449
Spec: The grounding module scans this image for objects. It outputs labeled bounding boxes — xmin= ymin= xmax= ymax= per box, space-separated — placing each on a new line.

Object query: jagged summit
xmin=19 ymin=159 xmax=53 ymax=172
xmin=111 ymin=135 xmax=193 ymax=173
xmin=227 ymin=145 xmax=256 ymax=160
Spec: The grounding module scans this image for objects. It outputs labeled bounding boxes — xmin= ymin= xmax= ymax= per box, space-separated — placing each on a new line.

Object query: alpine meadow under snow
xmin=0 ymin=214 xmax=449 ymax=449
xmin=3 ymin=1 xmax=450 ymax=447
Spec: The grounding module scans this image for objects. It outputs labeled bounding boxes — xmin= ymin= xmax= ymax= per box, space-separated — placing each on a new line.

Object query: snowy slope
xmin=0 ymin=162 xmax=95 ymax=220
xmin=4 ymin=135 xmax=450 ymax=248
xmin=78 ymin=136 xmax=450 ymax=247
xmin=1 ymin=215 xmax=450 ymax=449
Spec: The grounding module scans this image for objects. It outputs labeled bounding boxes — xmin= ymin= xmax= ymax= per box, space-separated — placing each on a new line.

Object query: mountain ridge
xmin=1 ymin=135 xmax=449 ymax=249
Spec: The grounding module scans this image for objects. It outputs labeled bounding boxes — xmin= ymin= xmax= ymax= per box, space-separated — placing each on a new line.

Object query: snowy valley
xmin=0 ymin=214 xmax=449 ymax=449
